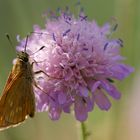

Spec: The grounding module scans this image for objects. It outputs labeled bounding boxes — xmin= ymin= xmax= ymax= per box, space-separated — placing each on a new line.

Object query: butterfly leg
xmin=33 ymin=81 xmax=55 ymax=101
xmin=34 ymin=70 xmax=50 ymax=77
xmin=34 ymin=69 xmax=63 ymax=79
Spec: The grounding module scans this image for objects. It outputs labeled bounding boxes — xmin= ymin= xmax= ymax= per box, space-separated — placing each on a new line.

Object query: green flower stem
xmin=81 ymin=122 xmax=87 ymax=140
xmin=77 ymin=121 xmax=90 ymax=140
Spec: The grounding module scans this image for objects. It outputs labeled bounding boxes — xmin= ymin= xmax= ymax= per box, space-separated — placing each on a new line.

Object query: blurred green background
xmin=0 ymin=0 xmax=139 ymax=140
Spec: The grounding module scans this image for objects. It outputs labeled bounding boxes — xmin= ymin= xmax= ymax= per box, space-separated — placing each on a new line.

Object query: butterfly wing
xmin=0 ymin=71 xmax=35 ymax=130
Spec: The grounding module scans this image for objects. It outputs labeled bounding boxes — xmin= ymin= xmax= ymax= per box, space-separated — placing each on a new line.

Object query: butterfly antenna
xmin=24 ymin=35 xmax=29 ymax=53
xmin=5 ymin=33 xmax=16 ymax=55
xmin=30 ymin=46 xmax=45 ymax=56
xmin=5 ymin=33 xmax=14 ymax=48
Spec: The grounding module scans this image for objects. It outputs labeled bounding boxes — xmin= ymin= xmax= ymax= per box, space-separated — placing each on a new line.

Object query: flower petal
xmin=58 ymin=92 xmax=66 ymax=104
xmin=74 ymin=98 xmax=88 ymax=121
xmin=49 ymin=106 xmax=61 ymax=120
xmin=79 ymin=86 xmax=89 ymax=97
xmin=94 ymin=90 xmax=111 ymax=110
xmin=100 ymin=80 xmax=121 ymax=99
xmin=110 ymin=64 xmax=134 ymax=80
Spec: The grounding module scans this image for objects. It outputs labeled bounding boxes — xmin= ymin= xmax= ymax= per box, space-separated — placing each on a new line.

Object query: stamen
xmin=112 ymin=24 xmax=118 ymax=31
xmin=52 ymin=33 xmax=56 ymax=41
xmin=65 ymin=20 xmax=71 ymax=25
xmin=118 ymin=38 xmax=123 ymax=43
xmin=65 ymin=6 xmax=69 ymax=12
xmin=80 ymin=7 xmax=84 ymax=13
xmin=92 ymin=46 xmax=94 ymax=52
xmin=83 ymin=48 xmax=88 ymax=51
xmin=63 ymin=29 xmax=71 ymax=36
xmin=63 ymin=12 xmax=72 ymax=25
xmin=63 ymin=13 xmax=67 ymax=19
xmin=116 ymin=39 xmax=123 ymax=47
xmin=56 ymin=7 xmax=61 ymax=13
xmin=77 ymin=33 xmax=80 ymax=40
xmin=106 ymin=78 xmax=114 ymax=83
xmin=79 ymin=15 xmax=88 ymax=21
xmin=75 ymin=0 xmax=81 ymax=6
xmin=118 ymin=38 xmax=123 ymax=47
xmin=104 ymin=42 xmax=109 ymax=50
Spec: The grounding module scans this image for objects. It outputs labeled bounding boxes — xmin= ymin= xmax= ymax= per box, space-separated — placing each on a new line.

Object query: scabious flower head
xmin=16 ymin=10 xmax=134 ymax=121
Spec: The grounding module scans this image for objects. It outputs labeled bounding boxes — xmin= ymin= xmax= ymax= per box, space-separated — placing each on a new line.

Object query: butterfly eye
xmin=23 ymin=57 xmax=28 ymax=62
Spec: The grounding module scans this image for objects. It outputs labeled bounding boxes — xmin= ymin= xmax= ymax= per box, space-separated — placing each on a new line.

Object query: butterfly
xmin=0 ymin=35 xmax=37 ymax=130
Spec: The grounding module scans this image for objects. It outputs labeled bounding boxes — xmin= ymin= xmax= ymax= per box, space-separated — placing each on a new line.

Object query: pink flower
xmin=17 ymin=11 xmax=134 ymax=121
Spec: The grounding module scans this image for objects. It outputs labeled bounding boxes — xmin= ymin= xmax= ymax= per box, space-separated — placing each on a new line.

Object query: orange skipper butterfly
xmin=0 ymin=35 xmax=39 ymax=130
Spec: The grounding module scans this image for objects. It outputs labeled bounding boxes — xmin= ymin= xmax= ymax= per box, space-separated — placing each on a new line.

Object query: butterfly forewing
xmin=0 ymin=52 xmax=35 ymax=130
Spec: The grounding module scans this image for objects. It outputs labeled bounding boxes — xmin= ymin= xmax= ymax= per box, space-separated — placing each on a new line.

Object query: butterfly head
xmin=17 ymin=51 xmax=29 ymax=62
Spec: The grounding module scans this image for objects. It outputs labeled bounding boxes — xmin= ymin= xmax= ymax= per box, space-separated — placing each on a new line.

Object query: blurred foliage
xmin=0 ymin=0 xmax=139 ymax=140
